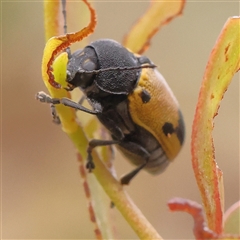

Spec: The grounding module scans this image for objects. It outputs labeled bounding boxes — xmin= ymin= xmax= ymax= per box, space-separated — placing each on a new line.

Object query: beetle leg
xmin=36 ymin=91 xmax=100 ymax=115
xmin=36 ymin=91 xmax=60 ymax=104
xmin=118 ymin=141 xmax=151 ymax=185
xmin=97 ymin=115 xmax=125 ymax=140
xmin=86 ymin=139 xmax=120 ymax=172
xmin=50 ymin=104 xmax=61 ymax=124
xmin=36 ymin=91 xmax=62 ymax=123
xmin=62 ymin=95 xmax=86 ymax=115
xmin=120 ymin=162 xmax=147 ymax=185
xmin=86 ymin=117 xmax=125 ymax=172
xmin=78 ymin=95 xmax=86 ymax=105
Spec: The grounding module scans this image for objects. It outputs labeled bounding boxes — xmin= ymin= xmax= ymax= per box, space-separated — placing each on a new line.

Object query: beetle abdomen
xmin=115 ymin=125 xmax=170 ymax=175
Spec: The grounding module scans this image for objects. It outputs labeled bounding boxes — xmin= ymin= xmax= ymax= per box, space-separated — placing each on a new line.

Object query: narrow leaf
xmin=123 ymin=0 xmax=185 ymax=54
xmin=191 ymin=17 xmax=240 ymax=234
xmin=43 ymin=0 xmax=60 ymax=41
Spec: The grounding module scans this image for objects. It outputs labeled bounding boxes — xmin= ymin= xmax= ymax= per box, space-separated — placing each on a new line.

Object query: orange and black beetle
xmin=39 ymin=38 xmax=185 ymax=184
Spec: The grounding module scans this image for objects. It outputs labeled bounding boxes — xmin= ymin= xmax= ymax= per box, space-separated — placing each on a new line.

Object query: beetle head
xmin=66 ymin=47 xmax=98 ymax=90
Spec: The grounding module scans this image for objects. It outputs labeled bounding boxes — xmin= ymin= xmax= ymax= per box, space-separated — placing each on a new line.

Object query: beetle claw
xmin=50 ymin=104 xmax=61 ymax=124
xmin=36 ymin=91 xmax=49 ymax=103
xmin=86 ymin=153 xmax=95 ymax=172
xmin=86 ymin=161 xmax=95 ymax=172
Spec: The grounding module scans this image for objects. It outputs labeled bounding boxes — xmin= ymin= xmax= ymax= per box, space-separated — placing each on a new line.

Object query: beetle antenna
xmin=62 ymin=0 xmax=71 ymax=59
xmin=62 ymin=0 xmax=67 ymax=34
xmin=79 ymin=64 xmax=157 ymax=74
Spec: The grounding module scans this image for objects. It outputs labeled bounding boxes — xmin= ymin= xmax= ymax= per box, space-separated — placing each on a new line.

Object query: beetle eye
xmin=68 ymin=69 xmax=95 ymax=89
xmin=82 ymin=59 xmax=97 ymax=72
xmin=71 ymin=59 xmax=97 ymax=88
xmin=67 ymin=47 xmax=98 ymax=89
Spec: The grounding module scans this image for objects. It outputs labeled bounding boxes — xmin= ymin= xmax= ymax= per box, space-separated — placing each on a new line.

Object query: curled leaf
xmin=169 ymin=198 xmax=240 ymax=239
xmin=123 ymin=0 xmax=185 ymax=54
xmin=42 ymin=0 xmax=96 ymax=89
xmin=191 ymin=17 xmax=240 ymax=234
xmin=51 ymin=52 xmax=79 ymax=133
xmin=168 ymin=198 xmax=218 ymax=240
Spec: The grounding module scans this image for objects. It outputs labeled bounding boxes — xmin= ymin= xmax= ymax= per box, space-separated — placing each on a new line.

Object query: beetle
xmin=37 ymin=38 xmax=185 ymax=185
xmin=37 ymin=0 xmax=185 ymax=185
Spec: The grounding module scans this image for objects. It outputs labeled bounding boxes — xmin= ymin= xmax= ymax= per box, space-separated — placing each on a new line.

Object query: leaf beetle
xmin=39 ymin=38 xmax=185 ymax=185
xmin=37 ymin=0 xmax=185 ymax=185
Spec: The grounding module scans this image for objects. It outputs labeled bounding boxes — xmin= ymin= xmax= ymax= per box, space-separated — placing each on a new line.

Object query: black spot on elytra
xmin=140 ymin=89 xmax=151 ymax=103
xmin=162 ymin=122 xmax=175 ymax=136
xmin=162 ymin=111 xmax=185 ymax=145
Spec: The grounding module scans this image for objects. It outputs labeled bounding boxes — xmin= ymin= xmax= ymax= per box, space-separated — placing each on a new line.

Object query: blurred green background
xmin=2 ymin=1 xmax=239 ymax=239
